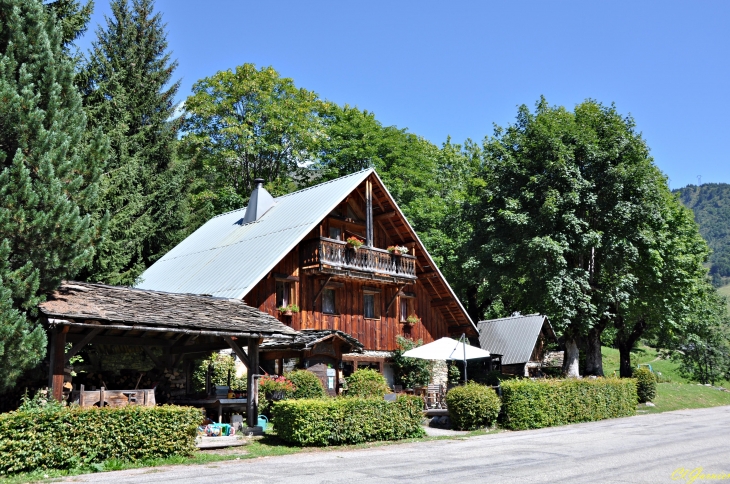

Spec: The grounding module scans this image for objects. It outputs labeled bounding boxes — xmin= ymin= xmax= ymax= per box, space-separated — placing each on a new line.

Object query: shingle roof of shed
xmin=259 ymin=329 xmax=364 ymax=352
xmin=477 ymin=314 xmax=554 ymax=365
xmin=39 ymin=281 xmax=297 ymax=337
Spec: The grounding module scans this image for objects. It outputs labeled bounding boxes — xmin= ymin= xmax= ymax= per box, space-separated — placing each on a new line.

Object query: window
xmin=400 ymin=296 xmax=415 ymax=322
xmin=276 ymin=281 xmax=292 ymax=308
xmin=322 ymin=288 xmax=336 ymax=314
xmin=363 ymin=290 xmax=381 ymax=319
xmin=329 ymin=226 xmax=341 ymax=240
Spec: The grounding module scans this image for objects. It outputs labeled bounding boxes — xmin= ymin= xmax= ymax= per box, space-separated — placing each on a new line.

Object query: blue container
xmin=257 ymin=415 xmax=268 ymax=431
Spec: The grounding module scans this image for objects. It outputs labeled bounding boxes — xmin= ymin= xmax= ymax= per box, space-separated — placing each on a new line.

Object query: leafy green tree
xmin=0 ymin=0 xmax=105 ymax=389
xmin=391 ymin=337 xmax=431 ymax=388
xmin=182 ymin=63 xmax=321 ymax=220
xmin=613 ymin=190 xmax=710 ymax=376
xmin=671 ymin=286 xmax=730 ymax=385
xmin=78 ymin=0 xmax=188 ymax=285
xmin=469 ymin=98 xmax=670 ymax=377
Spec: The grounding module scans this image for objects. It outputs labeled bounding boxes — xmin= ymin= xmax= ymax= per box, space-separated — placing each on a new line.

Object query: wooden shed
xmin=39 ymin=281 xmax=297 ymax=428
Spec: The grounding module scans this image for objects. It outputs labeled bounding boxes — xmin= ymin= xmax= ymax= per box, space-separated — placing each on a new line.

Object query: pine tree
xmin=0 ymin=0 xmax=106 ymax=390
xmin=78 ymin=0 xmax=187 ymax=285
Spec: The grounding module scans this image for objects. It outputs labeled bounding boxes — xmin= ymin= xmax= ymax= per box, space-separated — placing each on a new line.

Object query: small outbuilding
xmin=39 ymin=281 xmax=297 ymax=428
xmin=477 ymin=314 xmax=560 ymax=377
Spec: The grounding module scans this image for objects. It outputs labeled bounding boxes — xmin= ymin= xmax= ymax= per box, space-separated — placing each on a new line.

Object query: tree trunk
xmin=618 ymin=342 xmax=633 ymax=378
xmin=584 ymin=323 xmax=606 ymax=376
xmin=563 ymin=337 xmax=580 ymax=377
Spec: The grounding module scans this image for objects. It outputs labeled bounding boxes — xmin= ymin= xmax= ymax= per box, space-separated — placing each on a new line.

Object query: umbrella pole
xmin=462 ymin=333 xmax=467 ymax=383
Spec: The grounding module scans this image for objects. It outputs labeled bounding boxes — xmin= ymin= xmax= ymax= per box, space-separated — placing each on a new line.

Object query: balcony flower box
xmin=278 ymin=304 xmax=300 ymax=316
xmin=387 ymin=245 xmax=409 ymax=256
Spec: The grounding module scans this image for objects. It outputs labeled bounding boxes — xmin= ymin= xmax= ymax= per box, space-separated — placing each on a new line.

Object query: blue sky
xmin=76 ymin=0 xmax=729 ymax=188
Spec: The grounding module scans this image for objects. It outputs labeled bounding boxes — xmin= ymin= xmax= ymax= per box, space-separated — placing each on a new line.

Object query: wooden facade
xmin=243 ymin=174 xmax=476 ymax=354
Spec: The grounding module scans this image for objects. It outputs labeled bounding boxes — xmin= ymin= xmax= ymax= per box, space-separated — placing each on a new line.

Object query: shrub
xmin=287 ymin=370 xmax=327 ymax=399
xmin=192 ymin=352 xmax=246 ymax=392
xmin=0 ymin=405 xmax=200 ymax=475
xmin=634 ymin=367 xmax=657 ymax=403
xmin=258 ymin=375 xmax=296 ymax=417
xmin=445 ymin=382 xmax=502 ymax=430
xmin=391 ymin=337 xmax=431 ymax=389
xmin=500 ymin=378 xmax=637 ymax=430
xmin=273 ymin=396 xmax=425 ymax=446
xmin=345 ymin=369 xmax=390 ymax=398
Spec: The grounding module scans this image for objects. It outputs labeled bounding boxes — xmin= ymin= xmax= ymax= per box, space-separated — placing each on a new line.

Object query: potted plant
xmin=387 ymin=245 xmax=409 ymax=256
xmin=278 ymin=304 xmax=300 ymax=316
xmin=346 ymin=236 xmax=364 ymax=250
xmin=404 ymin=315 xmax=421 ymax=326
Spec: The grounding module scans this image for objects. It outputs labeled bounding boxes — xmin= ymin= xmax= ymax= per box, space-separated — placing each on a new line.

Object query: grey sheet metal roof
xmin=40 ymin=281 xmax=297 ymax=337
xmin=477 ymin=314 xmax=554 ymax=365
xmin=136 ymin=170 xmax=373 ymax=299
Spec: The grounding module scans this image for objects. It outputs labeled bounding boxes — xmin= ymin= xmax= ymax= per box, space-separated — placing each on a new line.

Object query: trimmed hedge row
xmin=500 ymin=378 xmax=637 ymax=430
xmin=273 ymin=395 xmax=425 ymax=446
xmin=634 ymin=368 xmax=657 ymax=403
xmin=0 ymin=405 xmax=201 ymax=475
xmin=445 ymin=382 xmax=501 ymax=430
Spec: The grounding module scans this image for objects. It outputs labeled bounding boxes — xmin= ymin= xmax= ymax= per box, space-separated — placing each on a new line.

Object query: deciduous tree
xmin=469 ymin=98 xmax=670 ymax=377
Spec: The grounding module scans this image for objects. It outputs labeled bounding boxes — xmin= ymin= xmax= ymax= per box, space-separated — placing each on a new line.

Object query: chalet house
xmin=477 ymin=314 xmax=560 ymax=377
xmin=137 ymin=169 xmax=477 ymax=394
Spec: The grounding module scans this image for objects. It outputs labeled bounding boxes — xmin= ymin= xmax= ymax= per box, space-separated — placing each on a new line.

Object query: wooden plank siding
xmin=245 ymin=240 xmax=452 ymax=352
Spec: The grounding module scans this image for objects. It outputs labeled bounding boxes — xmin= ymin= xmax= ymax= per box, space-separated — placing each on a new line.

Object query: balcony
xmin=300 ymin=237 xmax=417 ymax=283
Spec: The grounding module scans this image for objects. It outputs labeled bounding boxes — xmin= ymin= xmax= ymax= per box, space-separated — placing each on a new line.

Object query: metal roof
xmin=136 ymin=170 xmax=373 ymax=298
xmin=477 ymin=314 xmax=554 ymax=365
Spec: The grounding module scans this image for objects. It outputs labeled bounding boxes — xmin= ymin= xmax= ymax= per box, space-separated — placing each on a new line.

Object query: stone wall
xmin=430 ymin=360 xmax=447 ymax=386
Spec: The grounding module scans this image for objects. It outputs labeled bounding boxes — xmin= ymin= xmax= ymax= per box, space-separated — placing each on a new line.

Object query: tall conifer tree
xmin=0 ymin=0 xmax=106 ymax=389
xmin=79 ymin=0 xmax=187 ymax=285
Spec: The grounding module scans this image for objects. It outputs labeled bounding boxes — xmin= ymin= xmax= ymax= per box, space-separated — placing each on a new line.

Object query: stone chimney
xmin=242 ymin=178 xmax=275 ymax=224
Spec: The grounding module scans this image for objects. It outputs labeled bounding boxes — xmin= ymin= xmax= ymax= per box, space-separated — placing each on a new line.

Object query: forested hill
xmin=676 ymin=183 xmax=730 ymax=284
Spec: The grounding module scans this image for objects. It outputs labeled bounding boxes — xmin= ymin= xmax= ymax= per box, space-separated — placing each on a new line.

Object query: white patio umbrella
xmin=402 ymin=335 xmax=490 ymax=382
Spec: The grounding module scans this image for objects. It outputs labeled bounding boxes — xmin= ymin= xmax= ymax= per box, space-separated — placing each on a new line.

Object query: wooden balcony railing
xmin=301 ymin=237 xmax=417 ymax=281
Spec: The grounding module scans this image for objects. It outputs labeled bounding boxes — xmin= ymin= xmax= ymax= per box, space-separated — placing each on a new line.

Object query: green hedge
xmin=287 ymin=370 xmax=327 ymax=399
xmin=345 ymin=369 xmax=390 ymax=398
xmin=501 ymin=378 xmax=637 ymax=430
xmin=273 ymin=396 xmax=425 ymax=446
xmin=445 ymin=382 xmax=502 ymax=430
xmin=634 ymin=368 xmax=657 ymax=403
xmin=0 ymin=405 xmax=201 ymax=475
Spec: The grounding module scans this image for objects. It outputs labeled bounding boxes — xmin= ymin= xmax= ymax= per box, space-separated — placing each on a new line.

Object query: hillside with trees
xmin=675 ymin=183 xmax=730 ymax=287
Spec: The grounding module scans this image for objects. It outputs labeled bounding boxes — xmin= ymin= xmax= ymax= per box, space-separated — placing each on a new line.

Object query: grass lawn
xmin=717 ymin=283 xmax=730 ymax=312
xmin=601 ymin=345 xmax=729 ymax=387
xmin=639 ymin=382 xmax=730 ymax=415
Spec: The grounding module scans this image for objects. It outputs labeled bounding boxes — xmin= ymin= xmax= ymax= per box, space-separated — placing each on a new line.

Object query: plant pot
xmin=283 ymin=310 xmax=292 ymax=316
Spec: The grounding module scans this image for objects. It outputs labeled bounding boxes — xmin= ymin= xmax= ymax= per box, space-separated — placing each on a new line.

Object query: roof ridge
xmin=479 ymin=314 xmax=543 ymax=323
xmin=208 ymin=169 xmax=373 ymax=220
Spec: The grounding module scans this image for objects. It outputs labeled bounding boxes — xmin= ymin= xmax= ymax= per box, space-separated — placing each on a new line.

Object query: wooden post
xmin=246 ymin=337 xmax=260 ymax=428
xmin=365 ymin=179 xmax=373 ymax=247
xmin=51 ymin=326 xmax=68 ymax=401
xmin=47 ymin=327 xmax=57 ymax=390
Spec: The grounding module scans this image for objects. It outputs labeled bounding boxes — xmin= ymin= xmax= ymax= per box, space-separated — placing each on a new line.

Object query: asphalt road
xmin=69 ymin=405 xmax=730 ymax=484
